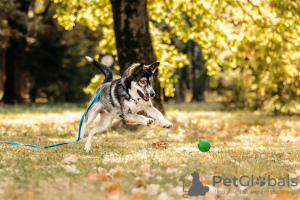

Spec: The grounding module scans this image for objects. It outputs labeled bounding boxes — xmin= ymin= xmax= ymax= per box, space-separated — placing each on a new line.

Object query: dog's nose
xmin=150 ymin=91 xmax=156 ymax=97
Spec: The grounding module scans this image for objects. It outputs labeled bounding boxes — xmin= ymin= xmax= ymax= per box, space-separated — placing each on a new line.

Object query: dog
xmin=81 ymin=56 xmax=173 ymax=152
xmin=188 ymin=172 xmax=209 ymax=196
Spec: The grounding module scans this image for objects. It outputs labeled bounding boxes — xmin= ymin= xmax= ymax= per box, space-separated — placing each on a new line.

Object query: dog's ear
xmin=144 ymin=62 xmax=160 ymax=73
xmin=129 ymin=63 xmax=144 ymax=76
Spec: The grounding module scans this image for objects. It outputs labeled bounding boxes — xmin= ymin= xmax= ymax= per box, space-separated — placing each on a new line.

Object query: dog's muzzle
xmin=137 ymin=90 xmax=150 ymax=101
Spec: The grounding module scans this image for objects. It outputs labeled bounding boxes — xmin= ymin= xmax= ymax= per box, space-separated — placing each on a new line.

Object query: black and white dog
xmin=81 ymin=56 xmax=173 ymax=152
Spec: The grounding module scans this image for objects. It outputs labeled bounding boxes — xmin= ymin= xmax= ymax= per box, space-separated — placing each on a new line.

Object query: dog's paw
xmin=84 ymin=143 xmax=91 ymax=153
xmin=161 ymin=121 xmax=173 ymax=128
xmin=145 ymin=118 xmax=154 ymax=126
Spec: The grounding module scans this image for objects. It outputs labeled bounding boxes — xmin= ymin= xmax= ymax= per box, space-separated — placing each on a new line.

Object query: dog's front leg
xmin=145 ymin=106 xmax=173 ymax=128
xmin=124 ymin=114 xmax=154 ymax=126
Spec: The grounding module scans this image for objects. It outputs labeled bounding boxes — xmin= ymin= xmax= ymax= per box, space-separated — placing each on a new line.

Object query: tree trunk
xmin=0 ymin=50 xmax=5 ymax=100
xmin=190 ymin=41 xmax=206 ymax=102
xmin=174 ymin=66 xmax=188 ymax=102
xmin=1 ymin=0 xmax=30 ymax=104
xmin=110 ymin=0 xmax=165 ymax=113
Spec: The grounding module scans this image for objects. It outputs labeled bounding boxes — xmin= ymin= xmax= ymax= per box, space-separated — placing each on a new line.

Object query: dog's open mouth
xmin=137 ymin=90 xmax=149 ymax=101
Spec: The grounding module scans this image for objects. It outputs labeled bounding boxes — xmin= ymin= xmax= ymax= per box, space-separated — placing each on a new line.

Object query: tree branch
xmin=235 ymin=0 xmax=295 ymax=44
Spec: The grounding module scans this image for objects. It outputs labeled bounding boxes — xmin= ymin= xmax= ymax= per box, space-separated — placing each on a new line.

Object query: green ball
xmin=198 ymin=139 xmax=210 ymax=152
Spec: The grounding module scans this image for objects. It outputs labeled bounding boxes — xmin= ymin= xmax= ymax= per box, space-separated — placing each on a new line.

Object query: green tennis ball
xmin=198 ymin=139 xmax=210 ymax=152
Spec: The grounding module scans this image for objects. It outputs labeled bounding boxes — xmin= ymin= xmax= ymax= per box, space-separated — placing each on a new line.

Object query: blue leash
xmin=0 ymin=89 xmax=102 ymax=149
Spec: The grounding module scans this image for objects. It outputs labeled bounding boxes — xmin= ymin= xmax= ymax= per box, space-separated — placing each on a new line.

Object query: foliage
xmin=212 ymin=0 xmax=300 ymax=113
xmin=52 ymin=0 xmax=300 ymax=112
xmin=53 ymin=0 xmax=189 ymax=97
xmin=0 ymin=0 xmax=102 ymax=103
xmin=149 ymin=0 xmax=300 ymax=113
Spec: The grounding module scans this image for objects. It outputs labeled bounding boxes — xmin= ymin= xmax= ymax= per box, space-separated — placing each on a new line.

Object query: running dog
xmin=81 ymin=56 xmax=173 ymax=152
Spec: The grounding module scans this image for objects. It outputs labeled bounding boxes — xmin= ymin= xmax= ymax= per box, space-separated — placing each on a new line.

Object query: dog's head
xmin=121 ymin=62 xmax=160 ymax=102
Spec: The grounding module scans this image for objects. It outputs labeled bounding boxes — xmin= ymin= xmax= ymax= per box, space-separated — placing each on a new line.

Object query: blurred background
xmin=0 ymin=0 xmax=299 ymax=114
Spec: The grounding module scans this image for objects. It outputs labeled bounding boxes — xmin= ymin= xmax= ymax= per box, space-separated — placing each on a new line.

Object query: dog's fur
xmin=81 ymin=56 xmax=173 ymax=152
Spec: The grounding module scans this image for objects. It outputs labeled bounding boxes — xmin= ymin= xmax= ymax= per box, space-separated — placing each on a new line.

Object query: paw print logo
xmin=256 ymin=176 xmax=266 ymax=186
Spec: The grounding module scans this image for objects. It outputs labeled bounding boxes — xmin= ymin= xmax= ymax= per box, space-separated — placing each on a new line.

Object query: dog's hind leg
xmin=80 ymin=105 xmax=101 ymax=139
xmin=84 ymin=110 xmax=113 ymax=152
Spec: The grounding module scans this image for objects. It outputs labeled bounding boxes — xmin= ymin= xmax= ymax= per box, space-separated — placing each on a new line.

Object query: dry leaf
xmin=62 ymin=155 xmax=78 ymax=164
xmin=141 ymin=164 xmax=150 ymax=172
xmin=25 ymin=192 xmax=34 ymax=200
xmin=61 ymin=164 xmax=80 ymax=174
xmin=104 ymin=182 xmax=119 ymax=194
xmin=158 ymin=192 xmax=173 ymax=200
xmin=95 ymin=144 xmax=102 ymax=151
xmin=275 ymin=191 xmax=291 ymax=199
xmin=87 ymin=170 xmax=110 ymax=181
xmin=144 ymin=172 xmax=153 ymax=180
xmin=33 ymin=165 xmax=44 ymax=170
xmin=151 ymin=141 xmax=169 ymax=148
xmin=10 ymin=162 xmax=16 ymax=168
xmin=134 ymin=177 xmax=145 ymax=188
xmin=110 ymin=165 xmax=123 ymax=176
xmin=132 ymin=192 xmax=144 ymax=200
xmin=146 ymin=184 xmax=160 ymax=196
xmin=171 ymin=186 xmax=183 ymax=196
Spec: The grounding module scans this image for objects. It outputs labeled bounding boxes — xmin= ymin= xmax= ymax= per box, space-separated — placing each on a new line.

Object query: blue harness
xmin=0 ymin=89 xmax=103 ymax=149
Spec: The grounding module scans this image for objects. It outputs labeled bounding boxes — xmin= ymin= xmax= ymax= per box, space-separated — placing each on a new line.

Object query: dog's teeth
xmin=85 ymin=56 xmax=93 ymax=63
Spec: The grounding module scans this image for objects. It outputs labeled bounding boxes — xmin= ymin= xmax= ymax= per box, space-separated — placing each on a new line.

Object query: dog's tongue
xmin=143 ymin=96 xmax=149 ymax=101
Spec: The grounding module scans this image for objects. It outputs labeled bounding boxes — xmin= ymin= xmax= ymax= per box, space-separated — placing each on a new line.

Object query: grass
xmin=0 ymin=102 xmax=300 ymax=200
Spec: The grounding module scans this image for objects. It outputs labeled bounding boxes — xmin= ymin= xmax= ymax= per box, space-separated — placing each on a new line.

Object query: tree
xmin=110 ymin=0 xmax=164 ymax=112
xmin=0 ymin=0 xmax=101 ymax=104
xmin=190 ymin=41 xmax=206 ymax=102
xmin=1 ymin=0 xmax=30 ymax=104
xmin=53 ymin=0 xmax=188 ymax=112
xmin=52 ymin=0 xmax=300 ymax=113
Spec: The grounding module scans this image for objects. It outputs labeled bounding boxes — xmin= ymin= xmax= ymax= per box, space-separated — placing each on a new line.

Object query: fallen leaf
xmin=62 ymin=155 xmax=78 ymax=164
xmin=144 ymin=172 xmax=153 ymax=180
xmin=275 ymin=191 xmax=291 ymax=199
xmin=164 ymin=163 xmax=171 ymax=169
xmin=152 ymin=141 xmax=169 ymax=148
xmin=158 ymin=192 xmax=173 ymax=200
xmin=95 ymin=144 xmax=102 ymax=151
xmin=113 ymin=165 xmax=123 ymax=176
xmin=25 ymin=192 xmax=34 ymax=200
xmin=10 ymin=162 xmax=16 ymax=168
xmin=141 ymin=164 xmax=150 ymax=172
xmin=61 ymin=164 xmax=80 ymax=174
xmin=104 ymin=182 xmax=119 ymax=194
xmin=132 ymin=192 xmax=144 ymax=200
xmin=146 ymin=184 xmax=160 ymax=196
xmin=134 ymin=177 xmax=145 ymax=188
xmin=33 ymin=165 xmax=44 ymax=170
xmin=87 ymin=170 xmax=111 ymax=181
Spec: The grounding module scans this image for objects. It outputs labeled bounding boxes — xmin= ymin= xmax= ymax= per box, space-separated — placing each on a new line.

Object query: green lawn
xmin=0 ymin=103 xmax=299 ymax=200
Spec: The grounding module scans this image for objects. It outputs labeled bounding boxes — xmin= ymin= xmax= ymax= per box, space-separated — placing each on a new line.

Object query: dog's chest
xmin=124 ymin=100 xmax=148 ymax=114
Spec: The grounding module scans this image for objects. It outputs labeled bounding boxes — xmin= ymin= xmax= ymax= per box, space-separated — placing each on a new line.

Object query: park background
xmin=0 ymin=0 xmax=300 ymax=199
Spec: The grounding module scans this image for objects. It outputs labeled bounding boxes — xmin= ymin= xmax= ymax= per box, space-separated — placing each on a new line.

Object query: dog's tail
xmin=85 ymin=56 xmax=113 ymax=84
